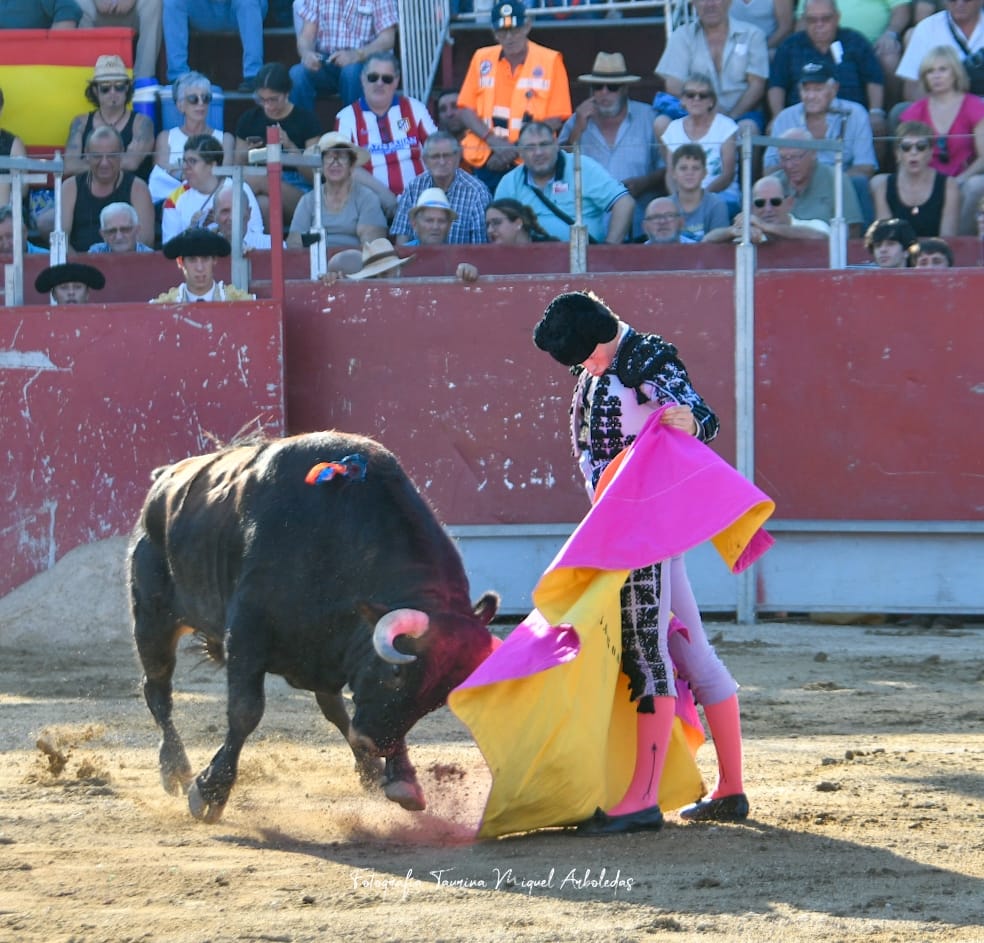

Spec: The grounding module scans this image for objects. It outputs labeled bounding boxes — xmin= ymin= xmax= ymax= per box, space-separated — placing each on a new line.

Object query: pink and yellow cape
xmin=449 ymin=408 xmax=775 ymax=839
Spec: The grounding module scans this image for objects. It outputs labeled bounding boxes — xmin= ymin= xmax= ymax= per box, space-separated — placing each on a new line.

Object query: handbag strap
xmin=946 ymin=15 xmax=973 ymax=56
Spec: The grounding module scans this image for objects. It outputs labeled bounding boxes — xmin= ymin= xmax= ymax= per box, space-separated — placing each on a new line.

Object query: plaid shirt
xmin=390 ymin=169 xmax=492 ymax=244
xmin=297 ymin=0 xmax=399 ymax=55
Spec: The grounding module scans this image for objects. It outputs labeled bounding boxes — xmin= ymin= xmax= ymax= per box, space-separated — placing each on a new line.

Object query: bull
xmin=128 ymin=431 xmax=498 ymax=823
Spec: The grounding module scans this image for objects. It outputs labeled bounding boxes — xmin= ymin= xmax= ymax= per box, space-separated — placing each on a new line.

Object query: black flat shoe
xmin=678 ymin=793 xmax=749 ymax=822
xmin=575 ymin=804 xmax=664 ymax=836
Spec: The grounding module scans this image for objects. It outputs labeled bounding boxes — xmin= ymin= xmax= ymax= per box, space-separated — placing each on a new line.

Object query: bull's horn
xmin=373 ymin=609 xmax=429 ymax=664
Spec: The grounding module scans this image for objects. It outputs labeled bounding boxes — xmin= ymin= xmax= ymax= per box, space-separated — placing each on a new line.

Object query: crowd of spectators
xmin=5 ymin=0 xmax=984 ymax=291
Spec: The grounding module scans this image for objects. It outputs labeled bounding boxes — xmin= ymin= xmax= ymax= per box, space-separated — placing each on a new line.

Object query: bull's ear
xmin=473 ymin=591 xmax=499 ymax=625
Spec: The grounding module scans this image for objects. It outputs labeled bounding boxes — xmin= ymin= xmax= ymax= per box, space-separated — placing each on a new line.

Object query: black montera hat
xmin=163 ymin=227 xmax=232 ymax=259
xmin=34 ymin=262 xmax=106 ymax=294
xmin=533 ymin=291 xmax=619 ymax=366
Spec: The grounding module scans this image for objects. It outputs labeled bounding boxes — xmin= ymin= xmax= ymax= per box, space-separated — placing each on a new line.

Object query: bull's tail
xmin=189 ymin=633 xmax=226 ymax=667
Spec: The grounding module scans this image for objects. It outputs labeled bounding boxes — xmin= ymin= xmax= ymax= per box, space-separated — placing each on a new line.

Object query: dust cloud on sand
xmin=1 ymin=538 xmax=983 ymax=943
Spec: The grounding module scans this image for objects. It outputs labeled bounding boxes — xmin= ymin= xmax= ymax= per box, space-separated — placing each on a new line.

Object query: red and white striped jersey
xmin=335 ymin=95 xmax=436 ymax=196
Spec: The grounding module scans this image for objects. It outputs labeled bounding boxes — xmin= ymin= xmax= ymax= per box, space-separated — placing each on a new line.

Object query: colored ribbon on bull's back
xmin=449 ymin=408 xmax=775 ymax=839
xmin=0 ymin=30 xmax=134 ymax=151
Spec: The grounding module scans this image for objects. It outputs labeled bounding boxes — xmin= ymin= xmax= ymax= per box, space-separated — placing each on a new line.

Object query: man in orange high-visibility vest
xmin=456 ymin=0 xmax=572 ymax=190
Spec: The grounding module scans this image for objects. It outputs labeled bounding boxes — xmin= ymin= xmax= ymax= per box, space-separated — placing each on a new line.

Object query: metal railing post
xmin=570 ymin=144 xmax=588 ymax=275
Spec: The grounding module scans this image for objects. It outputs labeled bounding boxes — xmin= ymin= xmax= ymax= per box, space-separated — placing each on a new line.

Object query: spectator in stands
xmin=161 ymin=134 xmax=265 ymax=245
xmin=35 ymin=263 xmax=105 ymax=304
xmin=655 ymin=0 xmax=770 ymax=140
xmin=434 ymin=88 xmax=470 ymax=163
xmin=909 ymin=234 xmax=954 ymax=265
xmin=456 ymin=0 xmax=573 ymax=190
xmin=660 ymin=72 xmax=741 ymax=216
xmin=153 ymin=228 xmax=254 ymax=301
xmin=863 ymin=216 xmax=917 ymax=265
xmin=287 ymin=131 xmax=388 ymax=249
xmin=897 ymin=0 xmax=984 ymax=102
xmin=771 ymin=127 xmax=864 ymax=233
xmin=899 ymin=46 xmax=984 ymax=233
xmin=705 ymin=173 xmax=831 ymax=240
xmin=334 ymin=53 xmax=436 ymax=197
xmin=833 ymin=0 xmax=912 ymax=107
xmin=870 ymin=119 xmax=959 ymax=235
xmin=484 ymin=197 xmax=556 ymax=243
xmin=641 ymin=196 xmax=686 ymax=243
xmin=0 ymin=204 xmax=47 ymax=254
xmin=559 ymin=52 xmax=665 ymax=240
xmin=494 ymin=121 xmax=635 ymax=244
xmin=235 ymin=62 xmax=322 ymax=224
xmin=764 ymin=61 xmax=877 ymax=220
xmin=729 ymin=0 xmax=795 ymax=52
xmin=0 ymin=88 xmax=28 ymax=209
xmin=214 ymin=181 xmax=273 ymax=251
xmin=88 ymin=201 xmax=155 ymax=252
xmin=404 ymin=187 xmax=457 ymax=245
xmin=0 ymin=0 xmax=81 ymax=28
xmin=75 ymin=0 xmax=163 ymax=81
xmin=291 ymin=0 xmax=398 ymax=109
xmin=60 ymin=125 xmax=154 ymax=251
xmin=769 ymin=0 xmax=886 ymax=141
xmin=64 ymin=56 xmax=155 ymax=180
xmin=390 ymin=132 xmax=490 ymax=245
xmin=320 ymin=237 xmax=410 ymax=283
xmin=163 ymin=0 xmax=266 ymax=92
xmin=151 ymin=72 xmax=235 ymax=203
xmin=668 ymin=144 xmax=730 ymax=242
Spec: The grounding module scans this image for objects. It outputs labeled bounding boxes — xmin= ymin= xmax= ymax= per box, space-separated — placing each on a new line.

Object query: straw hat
xmin=408 ymin=187 xmax=458 ymax=222
xmin=91 ymin=55 xmax=130 ymax=83
xmin=347 ymin=239 xmax=414 ymax=280
xmin=578 ymin=52 xmax=640 ymax=85
xmin=315 ymin=132 xmax=370 ymax=167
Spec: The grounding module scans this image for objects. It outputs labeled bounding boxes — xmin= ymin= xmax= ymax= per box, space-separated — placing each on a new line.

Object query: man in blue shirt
xmin=494 ymin=121 xmax=635 ymax=244
xmin=769 ymin=0 xmax=886 ymax=141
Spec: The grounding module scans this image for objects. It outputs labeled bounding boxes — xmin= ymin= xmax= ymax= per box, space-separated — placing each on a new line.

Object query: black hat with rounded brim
xmin=163 ymin=228 xmax=232 ymax=260
xmin=35 ymin=263 xmax=106 ymax=294
xmin=534 ymin=291 xmax=618 ymax=366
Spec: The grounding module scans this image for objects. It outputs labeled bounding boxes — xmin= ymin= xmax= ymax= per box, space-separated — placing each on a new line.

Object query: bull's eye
xmin=390 ymin=664 xmax=403 ymax=680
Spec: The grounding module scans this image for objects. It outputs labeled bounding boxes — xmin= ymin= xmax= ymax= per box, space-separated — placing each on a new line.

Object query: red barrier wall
xmin=283 ymin=268 xmax=983 ymax=525
xmin=3 ymin=265 xmax=981 ymax=598
xmin=0 ymin=301 xmax=285 ymax=596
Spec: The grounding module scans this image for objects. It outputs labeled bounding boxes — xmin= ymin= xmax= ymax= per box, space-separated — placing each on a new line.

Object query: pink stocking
xmin=703 ymin=694 xmax=744 ymax=799
xmin=607 ymin=695 xmax=675 ymax=816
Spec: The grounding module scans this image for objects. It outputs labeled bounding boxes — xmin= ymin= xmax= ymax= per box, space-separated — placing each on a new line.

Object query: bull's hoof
xmin=161 ymin=765 xmax=193 ymax=796
xmin=383 ymin=778 xmax=426 ymax=812
xmin=187 ymin=781 xmax=226 ymax=823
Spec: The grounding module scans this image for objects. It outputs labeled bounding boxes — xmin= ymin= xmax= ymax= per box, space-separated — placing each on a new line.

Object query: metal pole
xmin=569 ymin=144 xmax=588 ymax=275
xmin=10 ymin=168 xmax=25 ymax=306
xmin=265 ymin=125 xmax=285 ymax=302
xmin=49 ymin=151 xmax=67 ymax=266
xmin=228 ymin=166 xmax=250 ymax=292
xmin=830 ymin=148 xmax=847 ymax=270
xmin=735 ymin=126 xmax=757 ymax=625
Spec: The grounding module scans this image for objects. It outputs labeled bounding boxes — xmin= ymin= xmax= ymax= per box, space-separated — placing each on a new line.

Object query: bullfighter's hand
xmin=660 ymin=405 xmax=699 ymax=436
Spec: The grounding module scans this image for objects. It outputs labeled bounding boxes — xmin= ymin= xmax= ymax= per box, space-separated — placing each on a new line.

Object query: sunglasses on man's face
xmin=591 ymin=83 xmax=622 ymax=93
xmin=184 ymin=93 xmax=212 ymax=105
xmin=97 ymin=82 xmax=129 ymax=94
xmin=753 ymin=196 xmax=784 ymax=208
xmin=899 ymin=140 xmax=930 ymax=153
xmin=683 ymin=90 xmax=713 ymax=100
xmin=365 ymin=73 xmax=396 ymax=85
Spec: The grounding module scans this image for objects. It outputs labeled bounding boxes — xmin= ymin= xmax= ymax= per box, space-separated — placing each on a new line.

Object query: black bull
xmin=128 ymin=431 xmax=498 ymax=823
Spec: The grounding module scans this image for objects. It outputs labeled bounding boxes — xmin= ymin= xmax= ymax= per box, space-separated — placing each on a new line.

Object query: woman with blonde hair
xmin=899 ymin=46 xmax=984 ymax=233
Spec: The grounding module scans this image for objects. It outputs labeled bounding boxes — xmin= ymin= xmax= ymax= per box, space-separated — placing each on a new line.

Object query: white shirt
xmin=897 ymin=10 xmax=984 ymax=81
